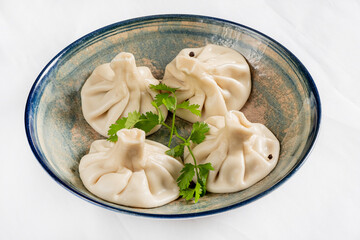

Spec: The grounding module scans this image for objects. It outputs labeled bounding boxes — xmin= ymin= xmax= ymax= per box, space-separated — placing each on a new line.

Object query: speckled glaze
xmin=25 ymin=15 xmax=321 ymax=218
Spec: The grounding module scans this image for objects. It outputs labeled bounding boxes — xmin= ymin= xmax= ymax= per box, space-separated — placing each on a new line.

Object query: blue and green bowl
xmin=25 ymin=14 xmax=321 ymax=218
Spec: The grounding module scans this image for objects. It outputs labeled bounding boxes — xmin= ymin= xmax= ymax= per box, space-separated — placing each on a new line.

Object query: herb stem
xmin=154 ymin=105 xmax=164 ymax=123
xmin=168 ymin=92 xmax=177 ymax=147
xmin=186 ymin=145 xmax=200 ymax=182
xmin=174 ymin=128 xmax=187 ymax=142
xmin=168 ymin=110 xmax=176 ymax=147
xmin=161 ymin=122 xmax=172 ymax=130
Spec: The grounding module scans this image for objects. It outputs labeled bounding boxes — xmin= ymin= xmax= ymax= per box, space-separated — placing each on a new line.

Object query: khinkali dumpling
xmin=79 ymin=128 xmax=183 ymax=208
xmin=184 ymin=110 xmax=280 ymax=193
xmin=162 ymin=44 xmax=251 ymax=122
xmin=81 ymin=52 xmax=168 ymax=137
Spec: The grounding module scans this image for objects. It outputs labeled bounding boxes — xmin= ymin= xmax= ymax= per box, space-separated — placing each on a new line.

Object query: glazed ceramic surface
xmin=25 ymin=14 xmax=321 ymax=218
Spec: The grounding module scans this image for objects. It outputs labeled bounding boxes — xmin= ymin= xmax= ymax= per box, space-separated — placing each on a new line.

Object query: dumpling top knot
xmin=162 ymin=44 xmax=251 ymax=122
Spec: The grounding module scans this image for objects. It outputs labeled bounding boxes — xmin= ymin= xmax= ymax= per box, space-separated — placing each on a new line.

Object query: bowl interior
xmin=26 ymin=15 xmax=320 ymax=217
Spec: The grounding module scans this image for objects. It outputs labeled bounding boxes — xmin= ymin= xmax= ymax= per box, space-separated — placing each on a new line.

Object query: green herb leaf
xmin=150 ymin=83 xmax=178 ymax=93
xmin=177 ymin=163 xmax=195 ymax=190
xmin=134 ymin=112 xmax=160 ymax=133
xmin=107 ymin=118 xmax=128 ymax=142
xmin=153 ymin=93 xmax=170 ymax=107
xmin=162 ymin=96 xmax=176 ymax=111
xmin=189 ymin=122 xmax=210 ymax=144
xmin=151 ymin=101 xmax=158 ymax=108
xmin=108 ymin=118 xmax=127 ymax=136
xmin=179 ymin=182 xmax=202 ymax=203
xmin=153 ymin=92 xmax=176 ymax=111
xmin=177 ymin=101 xmax=201 ymax=116
xmin=107 ymin=111 xmax=144 ymax=142
xmin=166 ymin=144 xmax=185 ymax=157
xmin=194 ymin=182 xmax=202 ymax=203
xmin=198 ymin=163 xmax=214 ymax=196
xmin=198 ymin=163 xmax=214 ymax=174
xmin=107 ymin=135 xmax=118 ymax=143
xmin=180 ymin=188 xmax=195 ymax=201
xmin=124 ymin=111 xmax=141 ymax=129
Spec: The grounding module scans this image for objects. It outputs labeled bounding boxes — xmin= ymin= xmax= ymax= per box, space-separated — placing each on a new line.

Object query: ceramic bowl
xmin=25 ymin=14 xmax=321 ymax=218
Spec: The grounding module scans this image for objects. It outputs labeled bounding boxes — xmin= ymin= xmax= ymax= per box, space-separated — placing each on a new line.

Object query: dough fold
xmin=162 ymin=44 xmax=251 ymax=122
xmin=184 ymin=110 xmax=280 ymax=193
xmin=81 ymin=52 xmax=167 ymax=136
xmin=79 ymin=128 xmax=183 ymax=208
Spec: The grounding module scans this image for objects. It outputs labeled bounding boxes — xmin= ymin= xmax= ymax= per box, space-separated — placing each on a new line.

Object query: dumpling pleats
xmin=162 ymin=44 xmax=251 ymax=122
xmin=185 ymin=110 xmax=280 ymax=193
xmin=79 ymin=129 xmax=183 ymax=208
xmin=81 ymin=52 xmax=168 ymax=137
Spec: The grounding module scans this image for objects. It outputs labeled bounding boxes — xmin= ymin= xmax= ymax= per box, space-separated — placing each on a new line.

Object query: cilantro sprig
xmin=149 ymin=83 xmax=202 ymax=148
xmin=107 ymin=83 xmax=213 ymax=203
xmin=177 ymin=163 xmax=213 ymax=202
xmin=168 ymin=122 xmax=213 ymax=202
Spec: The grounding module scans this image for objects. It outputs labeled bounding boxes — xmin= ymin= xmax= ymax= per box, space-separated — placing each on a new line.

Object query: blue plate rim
xmin=24 ymin=14 xmax=322 ymax=219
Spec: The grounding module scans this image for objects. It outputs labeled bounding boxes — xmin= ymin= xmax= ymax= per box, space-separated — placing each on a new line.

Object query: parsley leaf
xmin=198 ymin=163 xmax=214 ymax=181
xmin=177 ymin=162 xmax=213 ymax=202
xmin=180 ymin=188 xmax=196 ymax=201
xmin=153 ymin=93 xmax=170 ymax=107
xmin=107 ymin=134 xmax=119 ymax=143
xmin=134 ymin=112 xmax=159 ymax=133
xmin=124 ymin=111 xmax=141 ymax=129
xmin=177 ymin=101 xmax=201 ymax=116
xmin=179 ymin=182 xmax=202 ymax=203
xmin=198 ymin=163 xmax=214 ymax=196
xmin=194 ymin=182 xmax=202 ymax=203
xmin=150 ymin=83 xmax=178 ymax=93
xmin=166 ymin=144 xmax=185 ymax=158
xmin=177 ymin=163 xmax=195 ymax=190
xmin=153 ymin=92 xmax=176 ymax=111
xmin=107 ymin=118 xmax=128 ymax=142
xmin=162 ymin=96 xmax=176 ymax=111
xmin=107 ymin=111 xmax=158 ymax=142
xmin=151 ymin=101 xmax=158 ymax=108
xmin=189 ymin=122 xmax=210 ymax=144
xmin=108 ymin=118 xmax=127 ymax=136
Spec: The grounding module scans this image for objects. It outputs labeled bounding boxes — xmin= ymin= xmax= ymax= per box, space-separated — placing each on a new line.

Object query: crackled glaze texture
xmin=25 ymin=15 xmax=320 ymax=218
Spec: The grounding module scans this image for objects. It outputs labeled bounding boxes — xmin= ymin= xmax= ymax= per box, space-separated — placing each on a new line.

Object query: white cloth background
xmin=1 ymin=0 xmax=359 ymax=239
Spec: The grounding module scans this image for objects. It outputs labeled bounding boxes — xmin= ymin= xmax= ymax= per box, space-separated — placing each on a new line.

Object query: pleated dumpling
xmin=162 ymin=44 xmax=251 ymax=122
xmin=81 ymin=52 xmax=168 ymax=137
xmin=79 ymin=128 xmax=183 ymax=208
xmin=184 ymin=110 xmax=280 ymax=193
